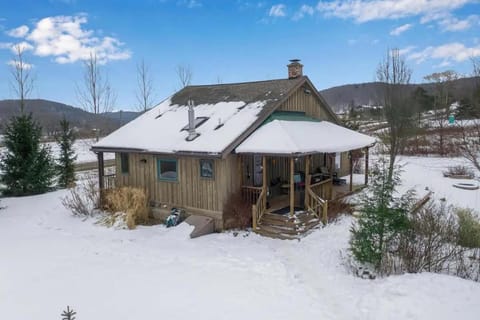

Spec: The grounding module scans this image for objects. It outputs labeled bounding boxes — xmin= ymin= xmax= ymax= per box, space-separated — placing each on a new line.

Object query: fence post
xmin=252 ymin=204 xmax=257 ymax=230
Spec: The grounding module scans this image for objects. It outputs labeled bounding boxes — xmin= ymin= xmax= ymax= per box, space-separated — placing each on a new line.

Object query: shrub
xmin=223 ymin=190 xmax=252 ymax=230
xmin=398 ymin=203 xmax=462 ymax=274
xmin=103 ymin=187 xmax=148 ymax=229
xmin=443 ymin=165 xmax=474 ymax=178
xmin=327 ymin=198 xmax=354 ymax=222
xmin=457 ymin=209 xmax=480 ymax=249
xmin=62 ymin=174 xmax=99 ymax=217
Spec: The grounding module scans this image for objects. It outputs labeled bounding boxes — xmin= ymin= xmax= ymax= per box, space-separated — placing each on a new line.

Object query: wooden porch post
xmin=349 ymin=151 xmax=353 ymax=192
xmin=364 ymin=147 xmax=369 ymax=185
xmin=97 ymin=152 xmax=105 ymax=191
xmin=97 ymin=151 xmax=105 ymax=208
xmin=290 ymin=157 xmax=295 ymax=217
xmin=304 ymin=155 xmax=311 ymax=208
xmin=262 ymin=156 xmax=267 ymax=203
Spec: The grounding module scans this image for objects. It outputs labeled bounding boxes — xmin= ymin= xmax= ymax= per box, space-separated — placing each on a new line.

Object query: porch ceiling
xmin=235 ymin=120 xmax=376 ymax=155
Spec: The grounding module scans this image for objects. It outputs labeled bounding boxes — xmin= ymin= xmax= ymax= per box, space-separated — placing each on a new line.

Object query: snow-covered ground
xmin=44 ymin=138 xmax=114 ymax=164
xmin=0 ymin=156 xmax=479 ymax=319
xmin=396 ymin=155 xmax=480 ymax=212
xmin=0 ymin=138 xmax=114 ymax=164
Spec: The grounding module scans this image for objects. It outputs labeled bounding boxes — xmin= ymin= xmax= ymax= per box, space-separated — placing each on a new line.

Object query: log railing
xmin=241 ymin=186 xmax=262 ymax=205
xmin=305 ymin=177 xmax=329 ymax=224
xmin=252 ymin=188 xmax=267 ymax=230
xmin=310 ymin=178 xmax=333 ymax=201
xmin=103 ymin=174 xmax=116 ymax=190
xmin=241 ymin=185 xmax=266 ymax=229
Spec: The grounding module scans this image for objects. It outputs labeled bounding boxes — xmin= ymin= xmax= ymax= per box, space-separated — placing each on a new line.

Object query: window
xmin=120 ymin=153 xmax=129 ymax=174
xmin=157 ymin=159 xmax=178 ymax=181
xmin=200 ymin=159 xmax=214 ymax=179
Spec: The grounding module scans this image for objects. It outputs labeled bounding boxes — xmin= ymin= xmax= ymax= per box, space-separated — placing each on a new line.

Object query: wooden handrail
xmin=252 ymin=187 xmax=266 ymax=230
xmin=310 ymin=178 xmax=332 ymax=201
xmin=103 ymin=174 xmax=116 ymax=190
xmin=305 ymin=176 xmax=329 ymax=224
xmin=241 ymin=186 xmax=262 ymax=205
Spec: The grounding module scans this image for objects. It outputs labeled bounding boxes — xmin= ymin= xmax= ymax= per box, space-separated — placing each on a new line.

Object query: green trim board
xmin=262 ymin=111 xmax=321 ymax=125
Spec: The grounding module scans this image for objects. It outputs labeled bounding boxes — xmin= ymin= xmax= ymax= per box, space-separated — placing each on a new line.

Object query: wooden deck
xmin=254 ymin=183 xmax=365 ymax=239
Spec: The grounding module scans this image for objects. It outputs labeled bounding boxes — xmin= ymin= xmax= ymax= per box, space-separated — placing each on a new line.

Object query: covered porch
xmin=235 ymin=120 xmax=375 ymax=237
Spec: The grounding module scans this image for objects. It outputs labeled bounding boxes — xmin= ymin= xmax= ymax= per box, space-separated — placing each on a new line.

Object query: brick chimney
xmin=287 ymin=59 xmax=303 ymax=79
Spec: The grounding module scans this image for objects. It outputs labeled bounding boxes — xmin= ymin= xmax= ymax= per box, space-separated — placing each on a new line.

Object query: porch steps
xmin=254 ymin=212 xmax=321 ymax=240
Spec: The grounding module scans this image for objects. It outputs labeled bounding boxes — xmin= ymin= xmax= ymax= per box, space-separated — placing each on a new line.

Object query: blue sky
xmin=0 ymin=0 xmax=479 ymax=111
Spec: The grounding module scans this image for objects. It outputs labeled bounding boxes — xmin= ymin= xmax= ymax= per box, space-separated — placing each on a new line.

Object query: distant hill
xmin=320 ymin=77 xmax=479 ymax=113
xmin=0 ymin=99 xmax=140 ymax=135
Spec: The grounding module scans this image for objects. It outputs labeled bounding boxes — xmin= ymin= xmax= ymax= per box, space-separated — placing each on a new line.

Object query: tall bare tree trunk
xmin=376 ymin=48 xmax=414 ymax=182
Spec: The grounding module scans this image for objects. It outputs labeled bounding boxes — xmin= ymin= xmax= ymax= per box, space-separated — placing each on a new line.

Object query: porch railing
xmin=306 ymin=177 xmax=329 ymax=224
xmin=310 ymin=178 xmax=332 ymax=201
xmin=103 ymin=173 xmax=116 ymax=190
xmin=241 ymin=186 xmax=266 ymax=229
xmin=241 ymin=186 xmax=262 ymax=205
xmin=252 ymin=188 xmax=267 ymax=230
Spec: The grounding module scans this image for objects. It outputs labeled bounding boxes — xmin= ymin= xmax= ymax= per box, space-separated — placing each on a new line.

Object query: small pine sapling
xmin=61 ymin=306 xmax=76 ymax=320
xmin=56 ymin=117 xmax=77 ymax=188
xmin=350 ymin=158 xmax=414 ymax=273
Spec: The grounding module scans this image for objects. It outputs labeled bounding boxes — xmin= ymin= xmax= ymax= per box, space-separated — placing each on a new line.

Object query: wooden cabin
xmin=92 ymin=60 xmax=375 ymax=238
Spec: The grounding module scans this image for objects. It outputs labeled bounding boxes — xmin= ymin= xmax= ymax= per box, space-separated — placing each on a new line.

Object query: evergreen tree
xmin=56 ymin=117 xmax=77 ymax=188
xmin=0 ymin=113 xmax=55 ymax=196
xmin=350 ymin=159 xmax=414 ymax=271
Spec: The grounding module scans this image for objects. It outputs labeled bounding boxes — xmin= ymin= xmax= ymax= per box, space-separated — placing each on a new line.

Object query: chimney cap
xmin=289 ymin=59 xmax=301 ymax=63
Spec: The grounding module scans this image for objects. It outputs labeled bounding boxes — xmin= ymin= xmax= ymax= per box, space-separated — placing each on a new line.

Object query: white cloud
xmin=7 ymin=59 xmax=33 ymax=70
xmin=269 ymin=4 xmax=286 ymax=17
xmin=6 ymin=25 xmax=29 ymax=38
xmin=293 ymin=4 xmax=314 ymax=20
xmin=437 ymin=14 xmax=479 ymax=31
xmin=316 ymin=0 xmax=473 ymax=23
xmin=408 ymin=42 xmax=480 ymax=65
xmin=398 ymin=45 xmax=416 ymax=55
xmin=390 ymin=23 xmax=413 ymax=36
xmin=1 ymin=14 xmax=131 ymax=64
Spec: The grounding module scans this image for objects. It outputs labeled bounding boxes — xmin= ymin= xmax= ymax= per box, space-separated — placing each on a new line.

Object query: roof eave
xmin=91 ymin=146 xmax=223 ymax=158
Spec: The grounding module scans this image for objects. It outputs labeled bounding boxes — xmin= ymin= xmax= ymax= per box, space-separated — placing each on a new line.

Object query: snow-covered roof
xmin=92 ymin=78 xmax=305 ymax=156
xmin=235 ymin=120 xmax=376 ymax=155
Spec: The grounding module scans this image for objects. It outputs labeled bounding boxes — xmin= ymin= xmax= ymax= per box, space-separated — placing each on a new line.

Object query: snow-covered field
xmin=0 ymin=156 xmax=479 ymax=320
xmin=0 ymin=138 xmax=114 ymax=164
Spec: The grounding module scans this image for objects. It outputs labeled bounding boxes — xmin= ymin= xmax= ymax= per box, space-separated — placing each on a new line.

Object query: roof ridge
xmin=184 ymin=76 xmax=305 ymax=88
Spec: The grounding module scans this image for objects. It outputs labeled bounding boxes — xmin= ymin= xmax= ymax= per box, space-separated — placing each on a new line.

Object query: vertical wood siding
xmin=115 ymin=153 xmax=240 ymax=213
xmin=277 ymin=83 xmax=336 ymax=122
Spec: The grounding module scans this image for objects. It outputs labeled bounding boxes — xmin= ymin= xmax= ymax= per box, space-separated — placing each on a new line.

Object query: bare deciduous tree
xmin=175 ymin=64 xmax=193 ymax=88
xmin=376 ymin=48 xmax=415 ymax=181
xmin=135 ymin=59 xmax=155 ymax=112
xmin=9 ymin=44 xmax=34 ymax=113
xmin=457 ymin=59 xmax=480 ymax=174
xmin=76 ymin=52 xmax=116 ymax=115
xmin=424 ymin=70 xmax=459 ymax=156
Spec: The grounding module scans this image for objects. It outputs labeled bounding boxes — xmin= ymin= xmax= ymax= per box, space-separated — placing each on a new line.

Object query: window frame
xmin=120 ymin=153 xmax=129 ymax=174
xmin=157 ymin=158 xmax=178 ymax=182
xmin=199 ymin=159 xmax=215 ymax=179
